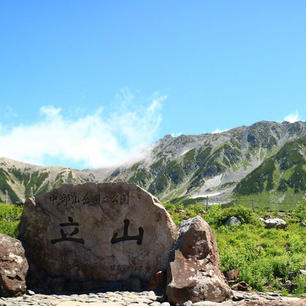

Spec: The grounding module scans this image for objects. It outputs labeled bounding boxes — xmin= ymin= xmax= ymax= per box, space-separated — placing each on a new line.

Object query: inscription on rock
xmin=111 ymin=219 xmax=144 ymax=245
xmin=51 ymin=217 xmax=84 ymax=245
xmin=18 ymin=183 xmax=177 ymax=290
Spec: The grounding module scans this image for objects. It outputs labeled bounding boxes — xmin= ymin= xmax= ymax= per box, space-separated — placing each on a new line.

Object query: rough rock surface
xmin=0 ymin=234 xmax=28 ymax=297
xmin=166 ymin=216 xmax=231 ymax=305
xmin=18 ymin=183 xmax=177 ymax=292
xmin=231 ymin=282 xmax=252 ymax=292
xmin=1 ymin=290 xmax=306 ymax=306
xmin=264 ymin=218 xmax=287 ymax=229
xmin=224 ymin=217 xmax=241 ymax=226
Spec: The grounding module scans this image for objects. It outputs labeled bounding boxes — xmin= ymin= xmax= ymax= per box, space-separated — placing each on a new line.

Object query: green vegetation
xmin=0 ymin=169 xmax=21 ymax=203
xmin=24 ymin=171 xmax=49 ymax=197
xmin=182 ymin=148 xmax=196 ymax=173
xmin=234 ymin=190 xmax=305 ymax=212
xmin=0 ymin=203 xmax=23 ymax=238
xmin=165 ymin=160 xmax=185 ymax=184
xmin=129 ymin=168 xmax=151 ymax=187
xmin=164 ymin=202 xmax=306 ymax=294
xmin=234 ymin=138 xmax=306 ymax=206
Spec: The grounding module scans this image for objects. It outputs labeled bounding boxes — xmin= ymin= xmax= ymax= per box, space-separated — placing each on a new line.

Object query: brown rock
xmin=18 ymin=183 xmax=177 ymax=291
xmin=166 ymin=216 xmax=231 ymax=305
xmin=0 ymin=234 xmax=28 ymax=297
xmin=225 ymin=269 xmax=239 ymax=282
xmin=232 ymin=281 xmax=252 ymax=291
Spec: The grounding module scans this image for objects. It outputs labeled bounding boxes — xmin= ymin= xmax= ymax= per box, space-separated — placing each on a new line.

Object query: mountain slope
xmin=0 ymin=159 xmax=96 ymax=204
xmin=233 ymin=137 xmax=306 ymax=209
xmin=102 ymin=121 xmax=306 ymax=204
xmin=0 ymin=120 xmax=305 ymax=207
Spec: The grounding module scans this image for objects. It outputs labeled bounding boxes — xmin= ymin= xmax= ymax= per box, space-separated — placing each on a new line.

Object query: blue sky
xmin=0 ymin=1 xmax=305 ymax=169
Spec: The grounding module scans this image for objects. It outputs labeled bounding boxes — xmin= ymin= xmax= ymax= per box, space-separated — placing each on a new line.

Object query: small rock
xmin=27 ymin=289 xmax=35 ymax=295
xmin=282 ymin=280 xmax=298 ymax=293
xmin=232 ymin=281 xmax=252 ymax=291
xmin=183 ymin=301 xmax=193 ymax=306
xmin=161 ymin=303 xmax=171 ymax=306
xmin=150 ymin=302 xmax=161 ymax=306
xmin=193 ymin=302 xmax=223 ymax=306
xmin=232 ymin=291 xmax=245 ymax=301
xmin=289 ymin=272 xmax=298 ymax=280
xmin=225 ymin=269 xmax=239 ymax=282
xmin=264 ymin=218 xmax=287 ymax=229
xmin=300 ymin=269 xmax=306 ymax=276
xmin=225 ymin=216 xmax=241 ymax=226
xmin=300 ymin=221 xmax=306 ymax=227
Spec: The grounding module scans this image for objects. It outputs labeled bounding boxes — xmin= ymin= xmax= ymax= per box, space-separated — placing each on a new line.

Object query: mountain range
xmin=1 ymin=120 xmax=305 ymax=210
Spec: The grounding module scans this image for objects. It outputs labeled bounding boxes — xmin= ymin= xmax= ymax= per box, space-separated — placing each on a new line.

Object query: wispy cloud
xmin=211 ymin=128 xmax=228 ymax=134
xmin=283 ymin=110 xmax=300 ymax=123
xmin=171 ymin=132 xmax=182 ymax=137
xmin=0 ymin=91 xmax=167 ymax=169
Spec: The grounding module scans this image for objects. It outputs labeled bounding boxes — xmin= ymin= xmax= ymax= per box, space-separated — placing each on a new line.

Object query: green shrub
xmin=293 ymin=275 xmax=306 ymax=295
xmin=0 ymin=203 xmax=23 ymax=238
xmin=294 ymin=202 xmax=306 ymax=221
xmin=203 ymin=204 xmax=257 ymax=226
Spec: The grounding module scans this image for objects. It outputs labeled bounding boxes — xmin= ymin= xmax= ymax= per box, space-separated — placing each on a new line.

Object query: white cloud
xmin=40 ymin=105 xmax=62 ymax=117
xmin=211 ymin=128 xmax=228 ymax=134
xmin=171 ymin=132 xmax=182 ymax=137
xmin=283 ymin=110 xmax=300 ymax=123
xmin=0 ymin=93 xmax=166 ymax=169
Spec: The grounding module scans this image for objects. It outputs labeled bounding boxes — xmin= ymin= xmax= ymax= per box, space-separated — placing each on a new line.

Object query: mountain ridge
xmin=0 ymin=120 xmax=305 ymax=208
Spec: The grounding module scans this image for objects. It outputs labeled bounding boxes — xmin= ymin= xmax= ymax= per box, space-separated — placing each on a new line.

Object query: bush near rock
xmin=166 ymin=216 xmax=231 ymax=305
xmin=0 ymin=233 xmax=28 ymax=297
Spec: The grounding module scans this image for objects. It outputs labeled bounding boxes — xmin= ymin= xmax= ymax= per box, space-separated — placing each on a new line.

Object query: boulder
xmin=18 ymin=183 xmax=177 ymax=292
xmin=0 ymin=234 xmax=28 ymax=297
xmin=166 ymin=216 xmax=231 ymax=305
xmin=225 ymin=216 xmax=241 ymax=226
xmin=264 ymin=218 xmax=287 ymax=229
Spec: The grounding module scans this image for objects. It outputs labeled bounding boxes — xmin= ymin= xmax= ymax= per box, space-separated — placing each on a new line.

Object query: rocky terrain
xmin=0 ymin=120 xmax=305 ymax=207
xmin=1 ymin=290 xmax=305 ymax=306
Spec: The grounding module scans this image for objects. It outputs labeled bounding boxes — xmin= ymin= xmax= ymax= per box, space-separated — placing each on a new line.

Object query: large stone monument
xmin=18 ymin=183 xmax=177 ymax=292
